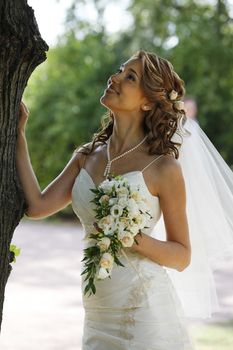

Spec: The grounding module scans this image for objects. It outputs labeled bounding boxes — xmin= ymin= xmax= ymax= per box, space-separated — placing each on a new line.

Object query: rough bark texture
xmin=0 ymin=0 xmax=48 ymax=331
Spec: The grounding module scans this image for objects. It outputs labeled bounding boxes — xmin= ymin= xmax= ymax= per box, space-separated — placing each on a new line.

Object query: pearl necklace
xmin=103 ymin=134 xmax=148 ymax=178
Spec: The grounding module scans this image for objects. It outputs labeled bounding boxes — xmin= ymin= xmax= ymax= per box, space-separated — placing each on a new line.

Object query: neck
xmin=109 ymin=112 xmax=147 ymax=154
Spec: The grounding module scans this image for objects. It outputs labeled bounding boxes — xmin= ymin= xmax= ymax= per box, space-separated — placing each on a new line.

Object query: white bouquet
xmin=81 ymin=174 xmax=153 ymax=296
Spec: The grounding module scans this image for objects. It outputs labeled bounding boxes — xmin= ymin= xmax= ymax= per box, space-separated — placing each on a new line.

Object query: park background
xmin=1 ymin=0 xmax=233 ymax=349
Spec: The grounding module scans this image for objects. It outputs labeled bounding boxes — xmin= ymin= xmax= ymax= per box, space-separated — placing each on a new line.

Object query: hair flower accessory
xmin=173 ymin=100 xmax=185 ymax=111
xmin=169 ymin=90 xmax=178 ymax=100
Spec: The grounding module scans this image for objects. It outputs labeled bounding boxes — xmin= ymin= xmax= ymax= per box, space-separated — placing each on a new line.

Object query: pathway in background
xmin=0 ymin=220 xmax=232 ymax=350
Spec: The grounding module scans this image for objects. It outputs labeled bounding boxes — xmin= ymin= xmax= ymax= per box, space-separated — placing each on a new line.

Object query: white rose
xmin=110 ymin=204 xmax=124 ymax=218
xmin=98 ymin=215 xmax=114 ymax=229
xmin=131 ymin=191 xmax=142 ymax=202
xmin=117 ymin=231 xmax=134 ymax=247
xmin=97 ymin=267 xmax=111 ymax=280
xmin=97 ymin=237 xmax=111 ymax=252
xmin=116 ymin=186 xmax=129 ymax=197
xmin=99 ymin=194 xmax=110 ymax=204
xmin=100 ymin=180 xmax=114 ymax=194
xmin=100 ymin=252 xmax=114 ymax=269
xmin=118 ymin=197 xmax=128 ymax=208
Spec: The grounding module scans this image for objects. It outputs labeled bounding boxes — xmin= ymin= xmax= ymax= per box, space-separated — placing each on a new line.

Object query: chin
xmin=100 ymin=94 xmax=113 ymax=110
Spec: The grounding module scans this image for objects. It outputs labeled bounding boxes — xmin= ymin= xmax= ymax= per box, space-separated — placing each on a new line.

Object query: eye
xmin=116 ymin=68 xmax=135 ymax=81
xmin=127 ymin=74 xmax=135 ymax=81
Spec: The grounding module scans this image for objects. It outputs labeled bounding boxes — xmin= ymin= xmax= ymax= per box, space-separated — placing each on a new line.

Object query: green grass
xmin=190 ymin=321 xmax=233 ymax=350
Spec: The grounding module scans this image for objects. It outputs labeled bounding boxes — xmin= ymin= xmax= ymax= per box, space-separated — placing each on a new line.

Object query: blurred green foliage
xmin=24 ymin=0 xmax=233 ymax=217
xmin=190 ymin=321 xmax=233 ymax=350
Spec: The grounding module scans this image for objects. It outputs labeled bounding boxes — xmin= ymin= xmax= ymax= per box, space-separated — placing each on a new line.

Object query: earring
xmin=143 ymin=106 xmax=149 ymax=111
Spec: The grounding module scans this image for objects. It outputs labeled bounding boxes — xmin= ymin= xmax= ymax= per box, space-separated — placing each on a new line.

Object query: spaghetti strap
xmin=141 ymin=154 xmax=164 ymax=173
xmin=81 ymin=153 xmax=88 ymax=169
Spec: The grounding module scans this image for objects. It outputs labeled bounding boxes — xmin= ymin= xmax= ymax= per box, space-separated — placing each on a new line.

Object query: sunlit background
xmin=0 ymin=1 xmax=233 ymax=349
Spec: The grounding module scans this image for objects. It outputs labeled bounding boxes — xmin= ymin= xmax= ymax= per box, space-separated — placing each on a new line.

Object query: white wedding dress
xmin=72 ymin=158 xmax=195 ymax=350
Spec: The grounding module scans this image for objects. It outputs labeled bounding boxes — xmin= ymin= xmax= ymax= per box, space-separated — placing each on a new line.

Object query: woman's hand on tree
xmin=18 ymin=101 xmax=29 ymax=133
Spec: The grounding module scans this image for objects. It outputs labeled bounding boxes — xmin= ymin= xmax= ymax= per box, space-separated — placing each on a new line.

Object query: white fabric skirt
xmin=81 ymin=251 xmax=195 ymax=350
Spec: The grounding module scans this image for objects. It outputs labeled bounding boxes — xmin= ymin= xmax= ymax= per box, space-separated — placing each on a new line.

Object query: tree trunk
xmin=0 ymin=0 xmax=48 ymax=331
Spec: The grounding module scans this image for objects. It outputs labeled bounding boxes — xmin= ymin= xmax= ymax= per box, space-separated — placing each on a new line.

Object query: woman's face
xmin=100 ymin=58 xmax=149 ymax=114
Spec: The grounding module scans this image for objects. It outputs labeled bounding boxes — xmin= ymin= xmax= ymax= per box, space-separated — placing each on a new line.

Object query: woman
xmin=17 ymin=50 xmax=225 ymax=349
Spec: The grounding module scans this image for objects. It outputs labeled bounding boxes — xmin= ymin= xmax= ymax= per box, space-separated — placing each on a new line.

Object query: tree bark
xmin=0 ymin=0 xmax=48 ymax=331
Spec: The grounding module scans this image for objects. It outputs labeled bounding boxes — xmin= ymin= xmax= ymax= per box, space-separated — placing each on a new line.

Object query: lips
xmin=106 ymin=84 xmax=119 ymax=95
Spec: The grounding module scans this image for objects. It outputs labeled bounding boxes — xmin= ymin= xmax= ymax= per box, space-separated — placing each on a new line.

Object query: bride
xmin=17 ymin=50 xmax=233 ymax=349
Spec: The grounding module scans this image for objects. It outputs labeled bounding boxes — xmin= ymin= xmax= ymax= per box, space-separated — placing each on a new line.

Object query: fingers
xmin=21 ymin=100 xmax=29 ymax=115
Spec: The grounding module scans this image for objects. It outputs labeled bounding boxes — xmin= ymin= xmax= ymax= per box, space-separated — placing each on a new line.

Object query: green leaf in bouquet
xmin=84 ymin=282 xmax=92 ymax=296
xmin=84 ymin=268 xmax=94 ymax=282
xmin=90 ymin=188 xmax=99 ymax=194
xmin=114 ymin=255 xmax=125 ymax=267
xmin=91 ymin=283 xmax=96 ymax=294
xmin=81 ymin=267 xmax=89 ymax=275
xmin=83 ymin=245 xmax=100 ymax=258
xmin=84 ymin=276 xmax=97 ymax=296
xmin=81 ymin=255 xmax=89 ymax=262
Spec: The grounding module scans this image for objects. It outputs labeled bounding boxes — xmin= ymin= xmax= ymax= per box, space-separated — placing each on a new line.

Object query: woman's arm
xmin=16 ymin=101 xmax=84 ymax=219
xmin=129 ymin=156 xmax=191 ymax=272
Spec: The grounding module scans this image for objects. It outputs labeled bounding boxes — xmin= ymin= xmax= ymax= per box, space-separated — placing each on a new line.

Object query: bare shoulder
xmin=73 ymin=141 xmax=104 ymax=169
xmin=157 ymin=154 xmax=182 ymax=172
xmin=155 ymin=154 xmax=184 ymax=187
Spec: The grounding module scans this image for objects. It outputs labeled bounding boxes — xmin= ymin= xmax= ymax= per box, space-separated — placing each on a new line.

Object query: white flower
xmin=109 ymin=198 xmax=118 ymax=206
xmin=115 ymin=220 xmax=126 ymax=234
xmin=99 ymin=179 xmax=115 ymax=194
xmin=98 ymin=216 xmax=116 ymax=235
xmin=97 ymin=237 xmax=111 ymax=252
xmin=117 ymin=231 xmax=134 ymax=247
xmin=129 ymin=224 xmax=140 ymax=236
xmin=104 ymin=223 xmax=116 ymax=236
xmin=131 ymin=191 xmax=142 ymax=202
xmin=130 ymin=185 xmax=140 ymax=192
xmin=106 ymin=227 xmax=115 ymax=236
xmin=134 ymin=213 xmax=147 ymax=229
xmin=118 ymin=196 xmax=128 ymax=208
xmin=110 ymin=204 xmax=124 ymax=218
xmin=100 ymin=252 xmax=114 ymax=269
xmin=127 ymin=198 xmax=139 ymax=217
xmin=169 ymin=89 xmax=178 ymax=100
xmin=99 ymin=194 xmax=110 ymax=204
xmin=119 ymin=216 xmax=131 ymax=230
xmin=116 ymin=186 xmax=129 ymax=197
xmin=98 ymin=215 xmax=114 ymax=229
xmin=174 ymin=100 xmax=184 ymax=111
xmin=97 ymin=267 xmax=111 ymax=279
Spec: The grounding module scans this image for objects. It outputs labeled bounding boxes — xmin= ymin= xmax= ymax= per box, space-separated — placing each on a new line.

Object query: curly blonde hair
xmin=76 ymin=50 xmax=186 ymax=159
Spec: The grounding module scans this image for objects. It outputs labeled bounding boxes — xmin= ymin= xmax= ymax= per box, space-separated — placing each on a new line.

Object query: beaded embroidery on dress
xmin=71 ymin=157 xmax=195 ymax=350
